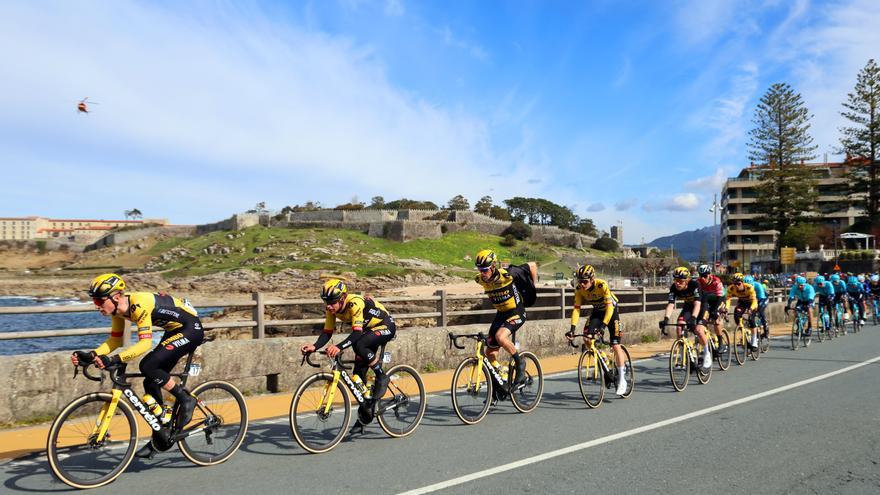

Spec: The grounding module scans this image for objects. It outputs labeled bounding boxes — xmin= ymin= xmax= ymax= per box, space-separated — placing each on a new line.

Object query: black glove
xmin=685 ymin=315 xmax=696 ymax=328
xmin=95 ymin=354 xmax=122 ymax=369
xmin=566 ymin=325 xmax=576 ymax=338
xmin=73 ymin=350 xmax=96 ymax=364
xmin=659 ymin=316 xmax=669 ymax=335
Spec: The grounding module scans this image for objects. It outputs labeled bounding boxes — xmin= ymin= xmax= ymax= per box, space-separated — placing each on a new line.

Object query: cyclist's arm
xmin=93 ymin=316 xmax=126 ymax=355
xmin=664 ymin=290 xmax=675 ymax=319
xmin=724 ymin=286 xmax=733 ymax=311
xmin=336 ymin=300 xmax=365 ymax=350
xmin=748 ymin=287 xmax=757 ymax=311
xmin=313 ymin=312 xmax=336 ymax=349
xmin=570 ymin=291 xmax=582 ymax=331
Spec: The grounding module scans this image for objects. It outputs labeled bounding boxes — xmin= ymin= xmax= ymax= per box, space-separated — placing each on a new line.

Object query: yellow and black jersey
xmin=323 ymin=294 xmax=393 ymax=335
xmin=475 ymin=268 xmax=523 ymax=313
xmin=571 ymin=278 xmax=618 ymax=326
xmin=725 ymin=284 xmax=758 ymax=311
xmin=667 ymin=280 xmax=702 ymax=304
xmin=94 ymin=292 xmax=200 ymax=362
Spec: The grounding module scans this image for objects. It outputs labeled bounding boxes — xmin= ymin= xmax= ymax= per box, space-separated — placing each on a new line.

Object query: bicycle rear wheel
xmin=289 ymin=373 xmax=351 ymax=454
xmin=668 ymin=340 xmax=689 ymax=392
xmin=802 ymin=318 xmax=812 ymax=347
xmin=716 ymin=329 xmax=731 ymax=370
xmin=696 ymin=341 xmax=712 ymax=384
xmin=510 ymin=352 xmax=543 ymax=413
xmin=451 ymin=357 xmax=492 ymax=425
xmin=817 ymin=312 xmax=827 ymax=343
xmin=577 ymin=348 xmax=604 ymax=408
xmin=791 ymin=320 xmax=800 ymax=351
xmin=47 ymin=393 xmax=138 ymax=489
xmin=619 ymin=345 xmax=634 ymax=398
xmin=179 ymin=380 xmax=248 ymax=465
xmin=377 ymin=364 xmax=427 ymax=438
xmin=747 ymin=328 xmax=760 ymax=361
xmin=733 ymin=325 xmax=746 ymax=364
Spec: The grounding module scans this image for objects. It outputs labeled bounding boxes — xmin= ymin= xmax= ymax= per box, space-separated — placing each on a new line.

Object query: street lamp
xmin=709 ymin=193 xmax=719 ymax=270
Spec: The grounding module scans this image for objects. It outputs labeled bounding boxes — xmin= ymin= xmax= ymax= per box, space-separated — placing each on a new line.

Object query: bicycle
xmin=661 ymin=322 xmax=711 ymax=392
xmin=849 ymin=297 xmax=863 ymax=334
xmin=706 ymin=310 xmax=732 ymax=370
xmin=787 ymin=305 xmax=812 ymax=350
xmin=290 ymin=346 xmax=426 ymax=454
xmin=731 ymin=310 xmax=761 ymax=364
xmin=817 ymin=303 xmax=832 ymax=343
xmin=833 ymin=300 xmax=846 ymax=337
xmin=448 ymin=332 xmax=544 ymax=424
xmin=47 ymin=351 xmax=248 ymax=489
xmin=753 ymin=306 xmax=772 ymax=353
xmin=565 ymin=330 xmax=633 ymax=408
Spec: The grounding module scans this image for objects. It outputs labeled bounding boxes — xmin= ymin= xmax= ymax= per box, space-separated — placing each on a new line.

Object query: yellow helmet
xmin=672 ymin=267 xmax=690 ymax=280
xmin=320 ymin=279 xmax=347 ymax=303
xmin=575 ymin=264 xmax=595 ymax=281
xmin=474 ymin=249 xmax=497 ymax=269
xmin=732 ymin=272 xmax=745 ymax=283
xmin=88 ymin=273 xmax=126 ymax=298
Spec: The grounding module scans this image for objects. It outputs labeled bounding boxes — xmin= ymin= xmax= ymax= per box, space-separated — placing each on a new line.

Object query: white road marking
xmin=397 ymin=354 xmax=880 ymax=495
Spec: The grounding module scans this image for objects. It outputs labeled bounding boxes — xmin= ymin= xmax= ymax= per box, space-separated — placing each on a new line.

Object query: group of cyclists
xmin=69 ymin=253 xmax=877 ymax=455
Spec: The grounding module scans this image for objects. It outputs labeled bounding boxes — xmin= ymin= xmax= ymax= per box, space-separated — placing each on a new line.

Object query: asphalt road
xmin=3 ymin=325 xmax=879 ymax=494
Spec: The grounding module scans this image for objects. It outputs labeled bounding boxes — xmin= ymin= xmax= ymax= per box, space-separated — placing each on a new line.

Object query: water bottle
xmin=143 ymin=394 xmax=163 ymax=418
xmin=352 ymin=374 xmax=369 ymax=397
xmin=161 ymin=405 xmax=173 ymax=425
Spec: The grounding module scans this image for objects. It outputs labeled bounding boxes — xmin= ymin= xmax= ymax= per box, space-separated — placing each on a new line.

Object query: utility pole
xmin=709 ymin=193 xmax=719 ymax=270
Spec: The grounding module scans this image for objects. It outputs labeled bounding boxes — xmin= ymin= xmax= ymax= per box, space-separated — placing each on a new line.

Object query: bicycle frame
xmin=449 ymin=332 xmax=515 ymax=391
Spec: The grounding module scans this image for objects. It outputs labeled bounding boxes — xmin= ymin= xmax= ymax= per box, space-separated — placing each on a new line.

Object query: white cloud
xmin=642 ymin=193 xmax=701 ymax=212
xmin=686 ymin=167 xmax=730 ymax=190
xmin=586 ymin=202 xmax=606 ymax=212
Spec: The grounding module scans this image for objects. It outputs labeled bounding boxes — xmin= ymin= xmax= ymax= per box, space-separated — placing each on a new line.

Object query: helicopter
xmin=77 ymin=97 xmax=98 ymax=114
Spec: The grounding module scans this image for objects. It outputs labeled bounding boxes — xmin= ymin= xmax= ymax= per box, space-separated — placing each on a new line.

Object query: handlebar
xmin=300 ymin=350 xmax=355 ymax=370
xmin=447 ymin=332 xmax=487 ymax=350
xmin=73 ymin=362 xmax=128 ymax=387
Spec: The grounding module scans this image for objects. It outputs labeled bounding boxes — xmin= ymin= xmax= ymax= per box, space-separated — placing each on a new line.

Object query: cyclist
xmin=695 ymin=264 xmax=728 ymax=355
xmin=70 ymin=274 xmax=203 ymax=431
xmin=660 ymin=267 xmax=711 ymax=370
xmin=813 ymin=275 xmax=835 ymax=334
xmin=785 ymin=276 xmax=816 ymax=335
xmin=725 ymin=273 xmax=760 ymax=350
xmin=566 ymin=264 xmax=627 ymax=396
xmin=846 ymin=275 xmax=867 ymax=325
xmin=300 ymin=278 xmax=396 ymax=434
xmin=830 ymin=274 xmax=849 ymax=321
xmin=744 ymin=275 xmax=769 ymax=340
xmin=472 ymin=249 xmax=536 ymax=391
xmin=868 ymin=274 xmax=880 ymax=318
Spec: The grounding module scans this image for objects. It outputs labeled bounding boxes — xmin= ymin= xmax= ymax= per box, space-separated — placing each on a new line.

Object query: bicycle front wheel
xmin=618 ymin=345 xmax=634 ymax=398
xmin=377 ymin=364 xmax=427 ymax=438
xmin=747 ymin=328 xmax=760 ymax=361
xmin=802 ymin=319 xmax=812 ymax=347
xmin=716 ymin=330 xmax=731 ymax=370
xmin=733 ymin=326 xmax=746 ymax=364
xmin=289 ymin=373 xmax=351 ymax=454
xmin=790 ymin=319 xmax=800 ymax=351
xmin=817 ymin=314 xmax=827 ymax=343
xmin=696 ymin=341 xmax=712 ymax=384
xmin=451 ymin=357 xmax=492 ymax=425
xmin=668 ymin=340 xmax=689 ymax=392
xmin=577 ymin=348 xmax=604 ymax=408
xmin=510 ymin=352 xmax=543 ymax=413
xmin=178 ymin=380 xmax=248 ymax=466
xmin=47 ymin=393 xmax=138 ymax=490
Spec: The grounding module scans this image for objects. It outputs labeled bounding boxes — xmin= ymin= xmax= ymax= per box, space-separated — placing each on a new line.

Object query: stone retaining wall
xmin=0 ymin=304 xmax=786 ymax=425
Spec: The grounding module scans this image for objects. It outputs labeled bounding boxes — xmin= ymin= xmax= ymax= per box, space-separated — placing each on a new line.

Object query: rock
xmin=135 ymin=243 xmax=145 ymax=250
xmin=253 ymin=247 xmax=267 ymax=254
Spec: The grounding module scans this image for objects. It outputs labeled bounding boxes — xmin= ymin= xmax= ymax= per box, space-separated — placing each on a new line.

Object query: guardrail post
xmin=559 ymin=287 xmax=566 ymax=319
xmin=640 ymin=286 xmax=647 ymax=312
xmin=252 ymin=292 xmax=265 ymax=339
xmin=436 ymin=289 xmax=447 ymax=327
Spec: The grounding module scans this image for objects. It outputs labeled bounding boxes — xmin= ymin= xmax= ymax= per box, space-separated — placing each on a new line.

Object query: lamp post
xmin=709 ymin=193 xmax=719 ymax=269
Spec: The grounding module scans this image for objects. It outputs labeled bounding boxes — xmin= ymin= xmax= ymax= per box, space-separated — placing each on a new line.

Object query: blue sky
xmin=1 ymin=0 xmax=878 ymax=242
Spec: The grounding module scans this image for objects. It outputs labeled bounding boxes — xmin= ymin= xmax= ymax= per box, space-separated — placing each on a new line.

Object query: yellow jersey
xmin=725 ymin=283 xmax=758 ymax=311
xmin=474 ymin=268 xmax=523 ymax=313
xmin=323 ymin=294 xmax=393 ymax=334
xmin=571 ymin=278 xmax=618 ymax=326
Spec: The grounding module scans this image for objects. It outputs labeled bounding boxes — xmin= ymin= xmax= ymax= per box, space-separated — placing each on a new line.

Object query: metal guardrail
xmin=0 ymin=287 xmax=789 ymax=342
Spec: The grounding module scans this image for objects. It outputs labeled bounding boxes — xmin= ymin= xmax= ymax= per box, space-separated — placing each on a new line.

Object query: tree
xmin=839 ymin=59 xmax=880 ymax=222
xmin=368 ymin=196 xmax=386 ymax=209
xmin=592 ymin=235 xmax=619 ymax=252
xmin=474 ymin=196 xmax=493 ymax=215
xmin=124 ymin=208 xmax=142 ymax=220
xmin=447 ymin=195 xmax=470 ymax=210
xmin=246 ymin=202 xmax=269 ymax=214
xmin=488 ymin=205 xmax=510 ymax=221
xmin=502 ymin=221 xmax=532 ymax=240
xmin=748 ymin=82 xmax=819 ymax=251
xmin=780 ymin=223 xmax=819 ymax=250
xmin=384 ymin=198 xmax=440 ymax=210
xmin=571 ymin=217 xmax=597 ymax=237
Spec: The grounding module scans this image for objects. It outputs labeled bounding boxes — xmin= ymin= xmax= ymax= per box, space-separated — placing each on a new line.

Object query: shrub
xmin=502 ymin=221 xmax=532 ymax=240
xmin=592 ymin=236 xmax=619 ymax=252
xmin=500 ymin=234 xmax=517 ymax=247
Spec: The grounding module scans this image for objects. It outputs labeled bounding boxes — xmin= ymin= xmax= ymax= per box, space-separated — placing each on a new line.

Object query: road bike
xmin=565 ymin=330 xmax=633 ymax=408
xmin=47 ymin=351 xmax=248 ymax=489
xmin=706 ymin=310 xmax=732 ymax=370
xmin=849 ymin=296 xmax=864 ymax=334
xmin=448 ymin=332 xmax=543 ymax=424
xmin=817 ymin=302 xmax=833 ymax=342
xmin=662 ymin=321 xmax=711 ymax=392
xmin=787 ymin=305 xmax=812 ymax=350
xmin=731 ymin=310 xmax=761 ymax=364
xmin=290 ymin=346 xmax=426 ymax=454
xmin=833 ymin=299 xmax=846 ymax=337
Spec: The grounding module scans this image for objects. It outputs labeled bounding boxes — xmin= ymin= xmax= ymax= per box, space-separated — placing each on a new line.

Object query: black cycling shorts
xmin=583 ymin=307 xmax=621 ymax=345
xmin=487 ymin=310 xmax=525 ymax=348
xmin=698 ymin=297 xmax=722 ymax=325
xmin=139 ymin=321 xmax=204 ymax=393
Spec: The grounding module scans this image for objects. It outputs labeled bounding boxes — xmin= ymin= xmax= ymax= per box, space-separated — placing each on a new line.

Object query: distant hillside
xmin=647 ymin=225 xmax=720 ymax=262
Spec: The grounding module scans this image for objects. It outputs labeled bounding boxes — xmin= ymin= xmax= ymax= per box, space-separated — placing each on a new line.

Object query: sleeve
xmin=314 ymin=311 xmax=335 ymax=349
xmin=117 ymin=306 xmax=153 ymax=362
xmin=828 ymin=284 xmax=835 ymax=296
xmin=788 ymin=285 xmax=797 ymax=301
xmin=749 ymin=287 xmax=758 ymax=310
xmin=93 ymin=316 xmax=126 ymax=355
xmin=570 ymin=290 xmax=582 ymax=328
xmin=667 ymin=287 xmax=676 ymax=304
xmin=348 ymin=299 xmax=365 ymax=331
xmin=724 ymin=285 xmax=732 ymax=310
xmin=602 ymin=284 xmax=614 ymax=325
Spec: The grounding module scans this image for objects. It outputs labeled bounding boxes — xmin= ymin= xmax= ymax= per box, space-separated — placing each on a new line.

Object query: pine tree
xmin=839 ymin=59 xmax=880 ymax=223
xmin=747 ymin=83 xmax=818 ymax=250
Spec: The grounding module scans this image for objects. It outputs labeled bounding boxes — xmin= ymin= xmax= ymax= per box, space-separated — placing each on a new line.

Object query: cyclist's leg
xmin=758 ymin=299 xmax=769 ymax=336
xmin=141 ymin=326 xmax=203 ymax=425
xmin=494 ymin=311 xmax=526 ymax=384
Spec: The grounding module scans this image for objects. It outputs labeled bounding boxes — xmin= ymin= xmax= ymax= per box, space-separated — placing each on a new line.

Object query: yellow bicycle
xmin=732 ymin=310 xmax=761 ymax=364
xmin=566 ymin=331 xmax=633 ymax=408
xmin=662 ymin=321 xmax=711 ymax=391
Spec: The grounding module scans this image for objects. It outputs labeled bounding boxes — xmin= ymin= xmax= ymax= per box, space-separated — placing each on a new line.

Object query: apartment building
xmin=720 ymin=161 xmax=866 ymax=270
xmin=0 ymin=217 xmax=166 ymax=242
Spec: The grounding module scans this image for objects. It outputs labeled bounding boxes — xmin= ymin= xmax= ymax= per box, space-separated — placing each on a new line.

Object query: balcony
xmin=727 ymin=213 xmax=759 ymax=220
xmin=726 ymin=243 xmax=776 ymax=251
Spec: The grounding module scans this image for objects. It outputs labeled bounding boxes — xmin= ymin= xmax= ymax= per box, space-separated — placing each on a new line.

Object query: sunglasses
xmin=92 ymin=297 xmax=108 ymax=306
xmin=477 ymin=266 xmax=493 ymax=273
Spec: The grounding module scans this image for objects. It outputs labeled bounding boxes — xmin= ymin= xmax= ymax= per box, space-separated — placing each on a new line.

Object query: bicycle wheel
xmin=178 ymin=381 xmax=248 ymax=465
xmin=619 ymin=345 xmax=634 ymax=398
xmin=377 ymin=364 xmax=427 ymax=438
xmin=510 ymin=351 xmax=543 ymax=413
xmin=47 ymin=393 xmax=138 ymax=489
xmin=874 ymin=302 xmax=879 ymax=325
xmin=696 ymin=341 xmax=712 ymax=384
xmin=817 ymin=312 xmax=827 ymax=343
xmin=716 ymin=330 xmax=731 ymax=371
xmin=451 ymin=357 xmax=492 ymax=425
xmin=790 ymin=319 xmax=800 ymax=351
xmin=733 ymin=325 xmax=746 ymax=364
xmin=802 ymin=317 xmax=812 ymax=348
xmin=289 ymin=372 xmax=351 ymax=454
xmin=759 ymin=329 xmax=771 ymax=353
xmin=577 ymin=348 xmax=604 ymax=408
xmin=747 ymin=328 xmax=760 ymax=361
xmin=668 ymin=340 xmax=689 ymax=392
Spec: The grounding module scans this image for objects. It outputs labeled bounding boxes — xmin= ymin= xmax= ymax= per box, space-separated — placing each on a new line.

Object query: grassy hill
xmin=143 ymin=226 xmax=610 ymax=279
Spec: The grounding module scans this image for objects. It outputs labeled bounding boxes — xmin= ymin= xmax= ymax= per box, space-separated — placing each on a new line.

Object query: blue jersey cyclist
xmin=812 ymin=276 xmax=835 ymax=332
xmin=744 ymin=275 xmax=769 ymax=339
xmin=829 ymin=274 xmax=848 ymax=319
xmin=846 ymin=275 xmax=867 ymax=325
xmin=786 ymin=276 xmax=816 ymax=334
